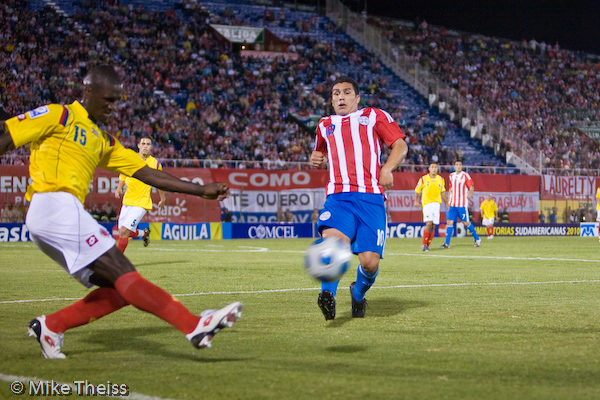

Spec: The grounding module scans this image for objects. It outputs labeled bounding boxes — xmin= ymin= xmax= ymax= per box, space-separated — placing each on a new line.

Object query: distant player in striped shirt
xmin=480 ymin=194 xmax=498 ymax=239
xmin=439 ymin=160 xmax=482 ymax=248
xmin=114 ymin=137 xmax=166 ymax=252
xmin=310 ymin=76 xmax=408 ymax=320
xmin=414 ymin=162 xmax=448 ymax=251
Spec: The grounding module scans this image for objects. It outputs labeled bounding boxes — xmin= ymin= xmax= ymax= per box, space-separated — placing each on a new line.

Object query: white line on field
xmin=0 ymin=373 xmax=177 ymax=400
xmin=1 ymin=280 xmax=598 ymax=305
xmin=145 ymin=247 xmax=600 ymax=264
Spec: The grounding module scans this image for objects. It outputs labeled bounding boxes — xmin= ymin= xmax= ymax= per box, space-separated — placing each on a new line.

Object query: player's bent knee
xmin=88 ymin=246 xmax=137 ymax=284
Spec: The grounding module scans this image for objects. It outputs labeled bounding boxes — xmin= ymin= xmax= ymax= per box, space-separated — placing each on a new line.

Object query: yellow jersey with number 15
xmin=119 ymin=156 xmax=162 ymax=210
xmin=6 ymin=101 xmax=147 ymax=204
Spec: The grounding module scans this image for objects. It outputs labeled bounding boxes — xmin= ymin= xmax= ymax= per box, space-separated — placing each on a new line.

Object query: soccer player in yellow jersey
xmin=596 ymin=187 xmax=600 ymax=222
xmin=414 ymin=162 xmax=448 ymax=251
xmin=114 ymin=137 xmax=166 ymax=252
xmin=0 ymin=65 xmax=242 ymax=359
xmin=480 ymin=194 xmax=498 ymax=239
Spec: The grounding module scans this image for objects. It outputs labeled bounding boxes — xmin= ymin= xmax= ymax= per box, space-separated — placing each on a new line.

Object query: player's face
xmin=85 ymin=83 xmax=123 ymax=124
xmin=332 ymin=82 xmax=360 ymax=116
xmin=454 ymin=161 xmax=463 ymax=173
xmin=138 ymin=139 xmax=152 ymax=156
xmin=429 ymin=163 xmax=439 ymax=175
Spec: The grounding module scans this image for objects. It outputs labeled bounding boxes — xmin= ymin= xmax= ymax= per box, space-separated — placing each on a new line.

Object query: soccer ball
xmin=304 ymin=237 xmax=352 ymax=283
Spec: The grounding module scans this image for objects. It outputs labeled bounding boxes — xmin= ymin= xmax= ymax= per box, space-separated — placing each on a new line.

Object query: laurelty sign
xmin=211 ymin=24 xmax=264 ymax=43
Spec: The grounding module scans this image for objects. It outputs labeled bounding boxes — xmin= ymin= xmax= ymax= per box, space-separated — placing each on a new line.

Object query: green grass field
xmin=1 ymin=236 xmax=600 ymax=400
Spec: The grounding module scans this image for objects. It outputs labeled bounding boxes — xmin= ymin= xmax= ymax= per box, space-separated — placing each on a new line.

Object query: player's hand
xmin=379 ymin=169 xmax=394 ymax=190
xmin=310 ymin=151 xmax=325 ymax=168
xmin=202 ymin=182 xmax=230 ymax=200
xmin=114 ymin=187 xmax=123 ymax=198
xmin=158 ymin=200 xmax=165 ymax=210
xmin=413 ymin=200 xmax=420 ymax=208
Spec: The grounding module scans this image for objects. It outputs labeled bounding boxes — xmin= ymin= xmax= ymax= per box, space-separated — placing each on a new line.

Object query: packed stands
xmin=7 ymin=0 xmax=597 ymax=174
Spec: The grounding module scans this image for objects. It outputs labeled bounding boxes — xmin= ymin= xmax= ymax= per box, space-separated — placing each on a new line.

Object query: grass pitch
xmin=1 ymin=236 xmax=600 ymax=399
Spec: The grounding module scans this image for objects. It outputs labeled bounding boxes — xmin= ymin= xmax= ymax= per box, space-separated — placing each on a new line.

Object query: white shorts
xmin=118 ymin=205 xmax=147 ymax=231
xmin=482 ymin=217 xmax=495 ymax=226
xmin=422 ymin=202 xmax=441 ymax=225
xmin=25 ymin=192 xmax=116 ymax=288
xmin=597 ymin=210 xmax=600 ymax=222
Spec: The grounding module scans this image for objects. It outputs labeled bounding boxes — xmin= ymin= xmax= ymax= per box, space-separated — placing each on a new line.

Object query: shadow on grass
xmin=325 ymin=345 xmax=367 ymax=353
xmin=74 ymin=326 xmax=250 ymax=362
xmin=326 ymin=298 xmax=428 ymax=328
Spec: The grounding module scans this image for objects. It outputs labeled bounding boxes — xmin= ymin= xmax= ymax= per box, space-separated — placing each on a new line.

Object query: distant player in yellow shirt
xmin=114 ymin=137 xmax=166 ymax=252
xmin=414 ymin=162 xmax=448 ymax=251
xmin=0 ymin=65 xmax=241 ymax=359
xmin=480 ymin=194 xmax=498 ymax=239
xmin=596 ymin=187 xmax=600 ymax=222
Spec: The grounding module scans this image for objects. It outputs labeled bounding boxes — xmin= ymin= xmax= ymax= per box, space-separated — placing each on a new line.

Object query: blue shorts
xmin=317 ymin=192 xmax=387 ymax=258
xmin=446 ymin=206 xmax=470 ymax=223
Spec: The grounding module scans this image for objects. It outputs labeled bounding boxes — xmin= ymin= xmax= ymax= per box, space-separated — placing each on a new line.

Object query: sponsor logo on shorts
xmin=86 ymin=235 xmax=98 ymax=246
xmin=358 ymin=116 xmax=370 ymax=125
xmin=319 ymin=211 xmax=331 ymax=221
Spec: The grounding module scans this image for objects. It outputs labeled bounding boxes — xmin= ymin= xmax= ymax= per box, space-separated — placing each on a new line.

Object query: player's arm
xmin=157 ymin=189 xmax=167 ymax=210
xmin=133 ymin=166 xmax=229 ymax=200
xmin=380 ymin=138 xmax=408 ymax=190
xmin=442 ymin=191 xmax=449 ymax=207
xmin=414 ymin=178 xmax=423 ymax=208
xmin=0 ymin=109 xmax=16 ymax=155
xmin=114 ymin=179 xmax=126 ymax=199
xmin=467 ymin=184 xmax=475 ymax=199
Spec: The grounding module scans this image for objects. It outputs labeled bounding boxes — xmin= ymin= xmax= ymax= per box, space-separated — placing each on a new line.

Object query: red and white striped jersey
xmin=314 ymin=108 xmax=405 ymax=195
xmin=447 ymin=171 xmax=474 ymax=207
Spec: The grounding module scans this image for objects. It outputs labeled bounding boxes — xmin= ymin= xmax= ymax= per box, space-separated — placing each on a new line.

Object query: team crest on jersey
xmin=358 ymin=116 xmax=370 ymax=126
xmin=326 ymin=125 xmax=335 ymax=136
xmin=319 ymin=211 xmax=331 ymax=221
xmin=28 ymin=106 xmax=50 ymax=119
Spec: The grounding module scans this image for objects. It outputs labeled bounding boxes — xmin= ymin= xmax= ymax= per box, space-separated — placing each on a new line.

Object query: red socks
xmin=116 ymin=237 xmax=129 ymax=252
xmin=423 ymin=230 xmax=435 ymax=245
xmin=487 ymin=226 xmax=494 ymax=236
xmin=45 ymin=287 xmax=129 ymax=333
xmin=114 ymin=271 xmax=199 ymax=335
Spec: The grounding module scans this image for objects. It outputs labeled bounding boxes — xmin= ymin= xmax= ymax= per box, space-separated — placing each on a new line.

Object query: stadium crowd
xmin=1 ymin=0 xmax=598 ymax=174
xmin=368 ymin=16 xmax=600 ymax=172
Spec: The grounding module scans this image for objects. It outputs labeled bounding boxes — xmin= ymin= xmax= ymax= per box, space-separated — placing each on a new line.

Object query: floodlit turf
xmin=1 ymin=236 xmax=600 ymax=399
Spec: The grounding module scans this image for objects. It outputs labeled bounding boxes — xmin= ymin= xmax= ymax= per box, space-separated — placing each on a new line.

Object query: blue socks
xmin=321 ymin=280 xmax=340 ymax=297
xmin=445 ymin=224 xmax=454 ymax=245
xmin=352 ymin=265 xmax=378 ymax=302
xmin=467 ymin=223 xmax=480 ymax=241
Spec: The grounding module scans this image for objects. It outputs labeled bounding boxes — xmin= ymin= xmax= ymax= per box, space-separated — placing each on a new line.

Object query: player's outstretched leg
xmin=186 ymin=302 xmax=243 ymax=349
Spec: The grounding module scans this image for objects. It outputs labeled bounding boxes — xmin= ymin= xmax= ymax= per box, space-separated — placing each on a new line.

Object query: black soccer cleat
xmin=317 ymin=290 xmax=336 ymax=321
xmin=349 ymin=282 xmax=367 ymax=318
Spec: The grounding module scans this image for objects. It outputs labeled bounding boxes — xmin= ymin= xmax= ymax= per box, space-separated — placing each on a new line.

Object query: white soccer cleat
xmin=186 ymin=302 xmax=243 ymax=349
xmin=487 ymin=235 xmax=494 ymax=239
xmin=474 ymin=239 xmax=482 ymax=247
xmin=28 ymin=315 xmax=66 ymax=359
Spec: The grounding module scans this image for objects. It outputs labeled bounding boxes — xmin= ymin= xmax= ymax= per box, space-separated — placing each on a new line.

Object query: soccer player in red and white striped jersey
xmin=310 ymin=76 xmax=408 ymax=320
xmin=440 ymin=160 xmax=481 ymax=248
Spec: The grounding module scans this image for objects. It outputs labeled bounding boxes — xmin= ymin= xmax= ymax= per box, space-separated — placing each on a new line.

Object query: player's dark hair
xmin=331 ymin=76 xmax=360 ymax=95
xmin=453 ymin=159 xmax=463 ymax=164
xmin=83 ymin=65 xmax=121 ymax=87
